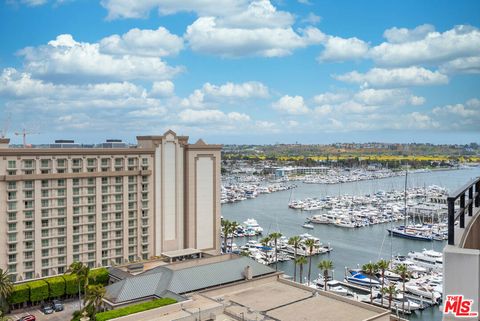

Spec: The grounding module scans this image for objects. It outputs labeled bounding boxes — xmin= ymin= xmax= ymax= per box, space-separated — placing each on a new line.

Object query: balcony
xmin=443 ymin=176 xmax=480 ymax=321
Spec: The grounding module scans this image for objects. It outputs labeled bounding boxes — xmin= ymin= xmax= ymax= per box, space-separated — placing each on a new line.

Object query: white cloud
xmin=318 ymin=36 xmax=369 ymax=62
xmin=178 ymin=108 xmax=250 ymax=124
xmin=313 ymin=105 xmax=333 ymax=116
xmin=16 ymin=0 xmax=48 ymax=6
xmin=202 ymin=81 xmax=269 ymax=99
xmin=272 ymin=95 xmax=309 ymax=115
xmin=227 ymin=112 xmax=251 ymax=122
xmin=353 ymin=88 xmax=425 ymax=106
xmin=99 ymin=27 xmax=184 ymax=57
xmin=129 ymin=106 xmax=167 ymax=117
xmin=334 ymin=67 xmax=448 ymax=88
xmin=0 ymin=68 xmax=55 ymax=98
xmin=19 ymin=34 xmax=183 ymax=83
xmin=150 ymin=81 xmax=175 ymax=97
xmin=180 ymin=90 xmax=205 ymax=109
xmin=302 ymin=13 xmax=321 ymax=25
xmin=254 ymin=120 xmax=278 ymax=132
xmin=432 ymin=103 xmax=477 ymax=117
xmin=101 ymin=0 xmax=245 ymax=19
xmin=218 ymin=0 xmax=294 ymax=29
xmin=185 ymin=17 xmax=324 ymax=57
xmin=0 ymin=68 xmax=146 ymax=100
xmin=371 ymin=25 xmax=480 ymax=67
xmin=313 ymin=92 xmax=348 ymax=105
xmin=383 ymin=24 xmax=435 ymax=44
xmin=439 ymin=56 xmax=480 ymax=74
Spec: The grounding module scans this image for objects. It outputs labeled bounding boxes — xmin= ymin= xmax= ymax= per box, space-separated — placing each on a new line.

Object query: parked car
xmin=18 ymin=314 xmax=36 ymax=321
xmin=51 ymin=299 xmax=64 ymax=312
xmin=41 ymin=303 xmax=54 ymax=314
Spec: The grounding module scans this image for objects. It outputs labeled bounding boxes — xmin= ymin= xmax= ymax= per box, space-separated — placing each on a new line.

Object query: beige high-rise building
xmin=0 ymin=130 xmax=221 ymax=282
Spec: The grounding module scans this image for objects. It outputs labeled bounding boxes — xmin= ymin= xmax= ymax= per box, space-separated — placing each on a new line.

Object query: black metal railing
xmin=447 ymin=176 xmax=480 ymax=245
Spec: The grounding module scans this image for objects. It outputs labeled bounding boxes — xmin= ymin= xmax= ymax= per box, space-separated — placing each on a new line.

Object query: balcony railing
xmin=447 ymin=176 xmax=480 ymax=245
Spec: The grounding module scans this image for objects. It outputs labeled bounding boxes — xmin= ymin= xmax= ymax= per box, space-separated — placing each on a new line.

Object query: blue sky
xmin=0 ymin=0 xmax=479 ymax=145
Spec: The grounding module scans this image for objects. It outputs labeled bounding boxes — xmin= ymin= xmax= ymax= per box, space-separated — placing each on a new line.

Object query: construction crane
xmin=15 ymin=128 xmax=39 ymax=147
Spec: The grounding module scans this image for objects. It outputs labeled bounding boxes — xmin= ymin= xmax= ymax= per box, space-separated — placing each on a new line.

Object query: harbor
xmin=221 ymin=166 xmax=480 ymax=321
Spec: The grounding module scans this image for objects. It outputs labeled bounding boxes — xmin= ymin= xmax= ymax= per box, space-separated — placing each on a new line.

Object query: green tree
xmin=221 ymin=219 xmax=232 ymax=253
xmin=395 ymin=264 xmax=410 ymax=312
xmin=288 ymin=236 xmax=301 ymax=282
xmin=66 ymin=262 xmax=90 ymax=310
xmin=304 ymin=239 xmax=316 ymax=285
xmin=85 ymin=285 xmax=106 ymax=314
xmin=229 ymin=221 xmax=239 ymax=253
xmin=382 ymin=284 xmax=398 ymax=309
xmin=295 ymin=256 xmax=307 ymax=284
xmin=362 ymin=263 xmax=378 ymax=303
xmin=268 ymin=232 xmax=283 ymax=271
xmin=317 ymin=260 xmax=334 ymax=291
xmin=376 ymin=260 xmax=390 ymax=306
xmin=28 ymin=281 xmax=49 ymax=303
xmin=7 ymin=284 xmax=29 ymax=306
xmin=0 ymin=269 xmax=13 ymax=313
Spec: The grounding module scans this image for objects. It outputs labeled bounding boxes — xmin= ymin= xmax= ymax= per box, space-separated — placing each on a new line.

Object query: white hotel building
xmin=0 ymin=130 xmax=221 ymax=281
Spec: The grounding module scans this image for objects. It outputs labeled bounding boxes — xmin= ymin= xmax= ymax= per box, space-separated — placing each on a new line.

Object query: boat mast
xmin=404 ymin=164 xmax=408 ymax=227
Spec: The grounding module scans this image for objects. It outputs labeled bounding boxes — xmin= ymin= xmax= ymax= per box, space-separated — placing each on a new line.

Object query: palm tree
xmin=221 ymin=219 xmax=231 ymax=253
xmin=395 ymin=264 xmax=410 ymax=312
xmin=304 ymin=239 xmax=316 ymax=285
xmin=296 ymin=256 xmax=307 ymax=284
xmin=85 ymin=285 xmax=106 ymax=314
xmin=0 ymin=269 xmax=13 ymax=313
xmin=229 ymin=221 xmax=239 ymax=253
xmin=268 ymin=232 xmax=282 ymax=271
xmin=382 ymin=284 xmax=398 ymax=309
xmin=317 ymin=260 xmax=334 ymax=291
xmin=66 ymin=262 xmax=90 ymax=310
xmin=362 ymin=262 xmax=378 ymax=303
xmin=260 ymin=236 xmax=271 ymax=263
xmin=288 ymin=236 xmax=301 ymax=282
xmin=376 ymin=259 xmax=389 ymax=306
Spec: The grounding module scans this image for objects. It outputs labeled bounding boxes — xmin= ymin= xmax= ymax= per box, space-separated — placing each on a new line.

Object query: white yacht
xmin=243 ymin=218 xmax=264 ymax=234
xmin=307 ymin=214 xmax=331 ymax=224
xmin=407 ymin=249 xmax=443 ymax=272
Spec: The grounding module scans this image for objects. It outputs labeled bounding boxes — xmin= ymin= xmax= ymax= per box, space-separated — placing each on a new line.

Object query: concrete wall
xmin=443 ymin=245 xmax=480 ymax=321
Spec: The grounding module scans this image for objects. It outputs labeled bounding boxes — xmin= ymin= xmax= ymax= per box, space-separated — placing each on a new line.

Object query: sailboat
xmin=386 ymin=168 xmax=433 ymax=241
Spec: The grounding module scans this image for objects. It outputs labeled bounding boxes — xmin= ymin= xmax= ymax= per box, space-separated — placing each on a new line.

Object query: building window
xmin=7 ymin=160 xmax=16 ymax=169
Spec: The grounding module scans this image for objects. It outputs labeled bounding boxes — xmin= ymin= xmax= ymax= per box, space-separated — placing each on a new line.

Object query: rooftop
xmin=104 ymin=255 xmax=276 ymax=306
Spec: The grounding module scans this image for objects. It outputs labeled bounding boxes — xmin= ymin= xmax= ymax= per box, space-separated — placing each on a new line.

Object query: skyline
xmin=1 ymin=0 xmax=479 ymax=145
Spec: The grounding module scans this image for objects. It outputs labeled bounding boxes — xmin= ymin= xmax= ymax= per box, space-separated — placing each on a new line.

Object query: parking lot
xmin=8 ymin=300 xmax=81 ymax=321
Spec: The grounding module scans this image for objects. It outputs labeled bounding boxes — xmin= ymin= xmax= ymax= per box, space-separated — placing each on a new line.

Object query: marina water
xmin=221 ymin=167 xmax=480 ymax=321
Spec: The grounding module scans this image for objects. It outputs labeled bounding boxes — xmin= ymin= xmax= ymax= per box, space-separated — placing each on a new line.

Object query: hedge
xmin=63 ymin=274 xmax=80 ymax=295
xmin=8 ymin=284 xmax=30 ymax=305
xmin=45 ymin=276 xmax=65 ymax=298
xmin=95 ymin=298 xmax=177 ymax=321
xmin=28 ymin=280 xmax=49 ymax=302
xmin=88 ymin=268 xmax=109 ymax=286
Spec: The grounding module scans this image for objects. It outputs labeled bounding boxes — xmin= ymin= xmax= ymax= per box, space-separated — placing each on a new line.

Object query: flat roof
xmin=162 ymin=248 xmax=202 ymax=258
xmin=203 ymin=277 xmax=389 ymax=321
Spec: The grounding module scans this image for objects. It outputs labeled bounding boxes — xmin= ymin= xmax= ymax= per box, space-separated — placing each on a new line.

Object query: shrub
xmin=63 ymin=274 xmax=80 ymax=295
xmin=45 ymin=276 xmax=65 ymax=298
xmin=95 ymin=298 xmax=177 ymax=321
xmin=28 ymin=280 xmax=49 ymax=302
xmin=8 ymin=284 xmax=30 ymax=305
xmin=88 ymin=268 xmax=109 ymax=286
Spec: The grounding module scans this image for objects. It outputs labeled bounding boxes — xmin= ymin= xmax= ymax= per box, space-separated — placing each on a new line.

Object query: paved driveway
xmin=8 ymin=300 xmax=81 ymax=321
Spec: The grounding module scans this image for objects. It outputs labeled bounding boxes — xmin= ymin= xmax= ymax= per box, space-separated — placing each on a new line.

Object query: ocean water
xmin=221 ymin=167 xmax=480 ymax=321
